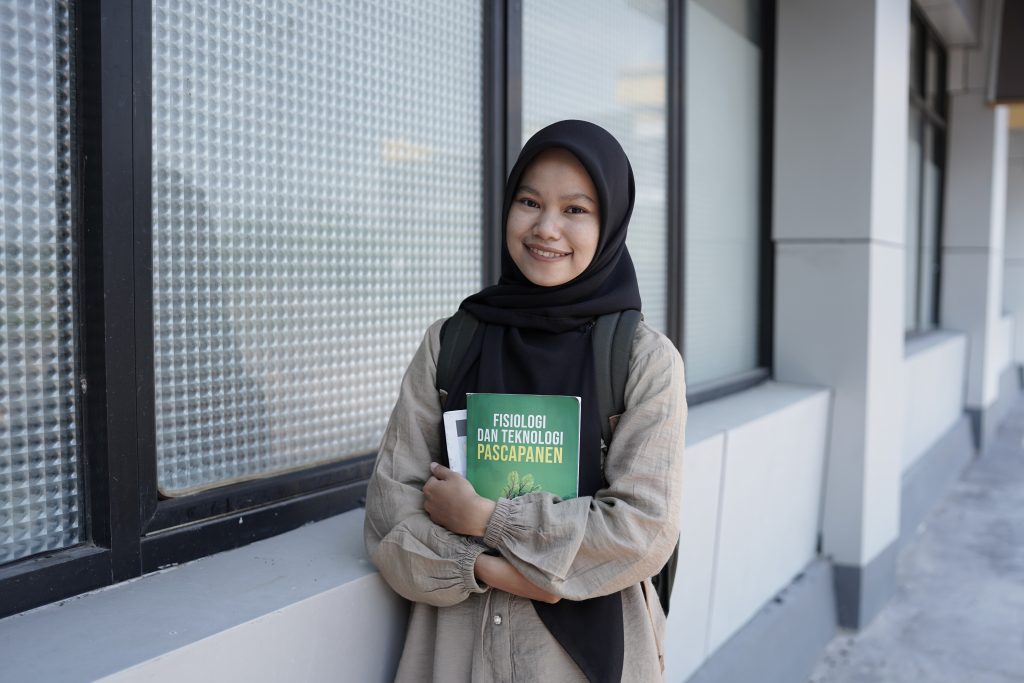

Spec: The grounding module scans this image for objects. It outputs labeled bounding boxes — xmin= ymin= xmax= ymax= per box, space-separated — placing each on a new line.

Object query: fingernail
xmin=429 ymin=462 xmax=438 ymax=471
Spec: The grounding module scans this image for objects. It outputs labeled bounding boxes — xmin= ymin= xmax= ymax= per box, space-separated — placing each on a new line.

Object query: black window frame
xmin=0 ymin=0 xmax=503 ymax=619
xmin=905 ymin=6 xmax=948 ymax=339
xmin=0 ymin=0 xmax=776 ymax=619
xmin=673 ymin=0 xmax=777 ymax=405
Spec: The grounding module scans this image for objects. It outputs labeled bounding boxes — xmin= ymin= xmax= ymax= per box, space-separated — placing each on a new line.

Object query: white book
xmin=442 ymin=409 xmax=468 ymax=476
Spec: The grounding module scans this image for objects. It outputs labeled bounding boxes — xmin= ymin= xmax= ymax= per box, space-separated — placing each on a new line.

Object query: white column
xmin=941 ymin=0 xmax=1010 ymax=448
xmin=773 ymin=0 xmax=908 ymax=628
xmin=1005 ymin=132 xmax=1024 ymax=366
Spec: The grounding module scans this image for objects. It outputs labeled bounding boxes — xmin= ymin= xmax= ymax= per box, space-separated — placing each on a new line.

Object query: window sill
xmin=0 ymin=509 xmax=403 ymax=681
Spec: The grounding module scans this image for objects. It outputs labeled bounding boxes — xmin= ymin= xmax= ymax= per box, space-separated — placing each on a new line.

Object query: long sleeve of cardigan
xmin=481 ymin=324 xmax=687 ymax=601
xmin=362 ymin=320 xmax=490 ymax=608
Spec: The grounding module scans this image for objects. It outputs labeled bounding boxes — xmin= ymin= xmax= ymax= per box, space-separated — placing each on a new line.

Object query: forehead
xmin=519 ymin=148 xmax=595 ymax=190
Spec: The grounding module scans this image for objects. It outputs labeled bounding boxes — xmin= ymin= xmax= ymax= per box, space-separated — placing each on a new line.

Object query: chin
xmin=524 ymin=271 xmax=572 ymax=287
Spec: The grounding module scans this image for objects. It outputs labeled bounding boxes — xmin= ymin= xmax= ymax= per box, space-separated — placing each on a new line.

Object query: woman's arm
xmin=363 ymin=321 xmax=490 ymax=607
xmin=481 ymin=328 xmax=687 ymax=602
xmin=474 ymin=554 xmax=562 ymax=604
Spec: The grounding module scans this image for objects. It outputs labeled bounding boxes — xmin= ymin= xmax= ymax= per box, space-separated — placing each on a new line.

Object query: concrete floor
xmin=809 ymin=394 xmax=1024 ymax=683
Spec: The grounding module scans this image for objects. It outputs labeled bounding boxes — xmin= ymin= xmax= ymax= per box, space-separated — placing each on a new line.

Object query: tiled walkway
xmin=809 ymin=392 xmax=1024 ymax=683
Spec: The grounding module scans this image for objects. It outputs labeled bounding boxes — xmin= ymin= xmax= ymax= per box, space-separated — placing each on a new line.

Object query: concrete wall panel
xmin=902 ymin=332 xmax=968 ymax=471
xmin=663 ymin=433 xmax=725 ymax=683
xmin=704 ymin=390 xmax=830 ymax=656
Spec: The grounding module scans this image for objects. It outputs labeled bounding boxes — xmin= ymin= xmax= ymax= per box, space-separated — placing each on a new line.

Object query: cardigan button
xmin=492 ymin=615 xmax=503 ymax=625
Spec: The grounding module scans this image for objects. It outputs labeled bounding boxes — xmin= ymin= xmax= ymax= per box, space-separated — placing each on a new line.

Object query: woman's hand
xmin=474 ymin=554 xmax=561 ymax=604
xmin=423 ymin=462 xmax=497 ymax=537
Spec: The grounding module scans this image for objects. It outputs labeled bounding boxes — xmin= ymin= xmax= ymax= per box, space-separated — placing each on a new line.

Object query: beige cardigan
xmin=363 ymin=318 xmax=687 ymax=682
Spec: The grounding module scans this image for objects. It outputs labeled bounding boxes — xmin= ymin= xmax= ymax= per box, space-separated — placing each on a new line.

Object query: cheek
xmin=576 ymin=223 xmax=601 ymax=268
xmin=505 ymin=213 xmax=528 ymax=248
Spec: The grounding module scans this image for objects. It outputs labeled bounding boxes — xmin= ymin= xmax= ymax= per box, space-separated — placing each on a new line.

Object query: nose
xmin=533 ymin=209 xmax=563 ymax=240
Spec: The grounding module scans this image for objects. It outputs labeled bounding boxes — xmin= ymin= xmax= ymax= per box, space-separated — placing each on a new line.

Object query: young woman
xmin=363 ymin=120 xmax=687 ymax=682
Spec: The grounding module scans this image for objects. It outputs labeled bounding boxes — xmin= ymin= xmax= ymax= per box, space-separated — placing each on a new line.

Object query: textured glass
xmin=684 ymin=0 xmax=762 ymax=386
xmin=152 ymin=1 xmax=482 ymax=495
xmin=0 ymin=1 xmax=81 ymax=564
xmin=521 ymin=0 xmax=668 ymax=333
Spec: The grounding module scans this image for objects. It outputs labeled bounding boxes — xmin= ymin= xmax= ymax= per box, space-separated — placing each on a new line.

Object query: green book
xmin=466 ymin=393 xmax=581 ymax=501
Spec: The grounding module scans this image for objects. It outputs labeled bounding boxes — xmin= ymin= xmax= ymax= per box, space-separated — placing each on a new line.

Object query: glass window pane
xmin=0 ymin=1 xmax=81 ymax=563
xmin=910 ymin=16 xmax=924 ymax=98
xmin=918 ymin=127 xmax=944 ymax=331
xmin=521 ymin=0 xmax=669 ymax=334
xmin=925 ymin=41 xmax=941 ymax=109
xmin=905 ymin=112 xmax=923 ymax=331
xmin=152 ymin=1 xmax=483 ymax=495
xmin=684 ymin=0 xmax=763 ymax=386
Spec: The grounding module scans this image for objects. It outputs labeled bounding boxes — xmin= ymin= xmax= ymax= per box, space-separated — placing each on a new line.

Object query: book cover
xmin=466 ymin=393 xmax=581 ymax=501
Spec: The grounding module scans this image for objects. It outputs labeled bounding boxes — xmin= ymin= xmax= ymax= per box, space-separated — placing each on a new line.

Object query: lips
xmin=524 ymin=243 xmax=570 ymax=260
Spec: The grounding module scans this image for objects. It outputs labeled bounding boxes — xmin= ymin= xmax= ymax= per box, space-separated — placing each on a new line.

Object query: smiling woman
xmin=363 ymin=120 xmax=687 ymax=683
xmin=505 ymin=147 xmax=601 ymax=288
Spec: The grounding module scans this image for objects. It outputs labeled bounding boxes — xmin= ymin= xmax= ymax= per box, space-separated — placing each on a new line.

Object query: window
xmin=905 ymin=10 xmax=946 ymax=334
xmin=684 ymin=0 xmax=771 ymax=392
xmin=0 ymin=0 xmax=485 ymax=619
xmin=0 ymin=0 xmax=79 ymax=566
xmin=521 ymin=0 xmax=670 ymax=334
xmin=1 ymin=0 xmax=776 ymax=617
xmin=151 ymin=1 xmax=483 ymax=495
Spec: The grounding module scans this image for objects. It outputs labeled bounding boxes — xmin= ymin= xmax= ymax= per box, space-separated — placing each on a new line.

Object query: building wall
xmin=902 ymin=332 xmax=968 ymax=471
xmin=0 ymin=382 xmax=832 ymax=683
xmin=1 ymin=2 xmax=1021 ymax=682
xmin=1006 ymin=132 xmax=1024 ymax=365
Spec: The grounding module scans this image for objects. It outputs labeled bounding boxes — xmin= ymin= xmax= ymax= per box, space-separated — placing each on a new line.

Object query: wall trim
xmin=832 ymin=539 xmax=898 ymax=630
xmin=685 ymin=558 xmax=837 ymax=683
xmin=967 ymin=362 xmax=1024 ymax=452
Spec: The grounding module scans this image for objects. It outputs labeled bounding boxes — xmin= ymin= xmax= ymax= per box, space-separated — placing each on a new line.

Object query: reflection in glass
xmin=151 ymin=1 xmax=483 ymax=494
xmin=522 ymin=0 xmax=668 ymax=333
xmin=684 ymin=0 xmax=763 ymax=386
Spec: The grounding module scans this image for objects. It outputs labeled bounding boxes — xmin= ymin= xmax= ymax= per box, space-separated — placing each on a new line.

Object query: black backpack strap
xmin=436 ymin=310 xmax=479 ymax=397
xmin=592 ymin=310 xmax=643 ymax=448
xmin=650 ymin=543 xmax=679 ymax=615
xmin=594 ymin=310 xmax=679 ymax=616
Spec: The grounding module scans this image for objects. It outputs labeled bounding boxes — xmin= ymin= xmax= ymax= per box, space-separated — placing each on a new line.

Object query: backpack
xmin=435 ymin=309 xmax=680 ymax=615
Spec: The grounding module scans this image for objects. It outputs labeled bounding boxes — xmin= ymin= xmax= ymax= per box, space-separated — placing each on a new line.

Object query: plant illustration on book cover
xmin=465 ymin=393 xmax=581 ymax=501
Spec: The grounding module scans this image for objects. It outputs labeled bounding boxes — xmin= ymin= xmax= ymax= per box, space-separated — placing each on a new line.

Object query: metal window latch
xmin=80 ymin=377 xmax=87 ymax=394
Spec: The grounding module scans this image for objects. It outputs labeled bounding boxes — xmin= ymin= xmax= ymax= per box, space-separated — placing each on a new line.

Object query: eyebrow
xmin=518 ymin=184 xmax=597 ymax=205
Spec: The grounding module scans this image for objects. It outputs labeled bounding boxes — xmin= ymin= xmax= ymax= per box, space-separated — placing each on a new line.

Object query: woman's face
xmin=506 ymin=147 xmax=601 ymax=288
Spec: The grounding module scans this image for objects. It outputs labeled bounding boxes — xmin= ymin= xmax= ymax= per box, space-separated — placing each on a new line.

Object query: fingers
xmin=429 ymin=461 xmax=452 ymax=479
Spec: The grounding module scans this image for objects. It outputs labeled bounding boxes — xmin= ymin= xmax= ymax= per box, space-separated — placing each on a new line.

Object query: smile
xmin=526 ymin=244 xmax=571 ymax=261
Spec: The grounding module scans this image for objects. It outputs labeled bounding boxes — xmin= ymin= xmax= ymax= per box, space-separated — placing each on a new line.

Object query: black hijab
xmin=445 ymin=120 xmax=641 ymax=683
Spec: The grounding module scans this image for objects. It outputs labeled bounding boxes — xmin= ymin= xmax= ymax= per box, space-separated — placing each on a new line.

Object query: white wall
xmin=0 ymin=381 xmax=831 ymax=683
xmin=902 ymin=332 xmax=968 ymax=471
xmin=664 ymin=382 xmax=830 ymax=682
xmin=942 ymin=0 xmax=1012 ymax=411
xmin=773 ymin=0 xmax=907 ymax=572
xmin=1005 ymin=131 xmax=1024 ymax=366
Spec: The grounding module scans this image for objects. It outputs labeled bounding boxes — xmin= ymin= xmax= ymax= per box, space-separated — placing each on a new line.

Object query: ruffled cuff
xmin=482 ymin=496 xmax=519 ymax=550
xmin=457 ymin=539 xmax=490 ymax=594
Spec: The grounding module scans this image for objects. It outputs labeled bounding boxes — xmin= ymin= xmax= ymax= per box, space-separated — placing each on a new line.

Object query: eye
xmin=566 ymin=206 xmax=588 ymax=215
xmin=517 ymin=197 xmax=540 ymax=209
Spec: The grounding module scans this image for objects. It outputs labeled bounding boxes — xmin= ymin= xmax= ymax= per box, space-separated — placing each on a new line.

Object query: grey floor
xmin=809 ymin=394 xmax=1024 ymax=683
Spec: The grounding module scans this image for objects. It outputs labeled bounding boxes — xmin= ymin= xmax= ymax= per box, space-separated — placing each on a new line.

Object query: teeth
xmin=530 ymin=246 xmax=565 ymax=258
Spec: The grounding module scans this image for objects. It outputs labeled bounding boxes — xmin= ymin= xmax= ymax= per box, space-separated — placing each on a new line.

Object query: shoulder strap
xmin=592 ymin=309 xmax=643 ymax=448
xmin=436 ymin=310 xmax=479 ymax=393
xmin=594 ymin=311 xmax=679 ymax=615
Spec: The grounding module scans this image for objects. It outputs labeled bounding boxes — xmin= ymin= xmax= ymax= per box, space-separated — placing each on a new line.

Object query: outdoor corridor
xmin=809 ymin=387 xmax=1024 ymax=683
